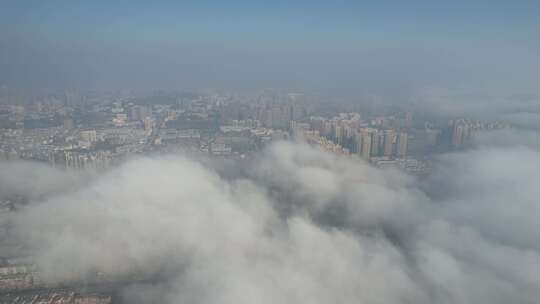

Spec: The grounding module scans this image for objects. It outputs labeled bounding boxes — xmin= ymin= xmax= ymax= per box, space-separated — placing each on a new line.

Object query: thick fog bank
xmin=1 ymin=137 xmax=540 ymax=304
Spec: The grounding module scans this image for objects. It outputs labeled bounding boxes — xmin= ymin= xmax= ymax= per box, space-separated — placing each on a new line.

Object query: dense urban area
xmin=0 ymin=89 xmax=510 ymax=171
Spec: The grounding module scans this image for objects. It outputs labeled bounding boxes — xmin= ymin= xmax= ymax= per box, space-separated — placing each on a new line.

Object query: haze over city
xmin=1 ymin=1 xmax=540 ymax=304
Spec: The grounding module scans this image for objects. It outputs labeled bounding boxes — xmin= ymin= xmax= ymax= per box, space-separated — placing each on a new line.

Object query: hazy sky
xmin=1 ymin=0 xmax=539 ymax=93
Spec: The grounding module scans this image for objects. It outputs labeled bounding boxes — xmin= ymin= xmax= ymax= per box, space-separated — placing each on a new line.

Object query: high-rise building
xmin=396 ymin=132 xmax=408 ymax=157
xmin=383 ymin=130 xmax=396 ymax=156
xmin=354 ymin=131 xmax=362 ymax=154
xmin=323 ymin=121 xmax=333 ymax=137
xmin=355 ymin=129 xmax=376 ymax=160
xmin=143 ymin=117 xmax=154 ymax=132
xmin=360 ymin=131 xmax=372 ymax=160
xmin=451 ymin=120 xmax=469 ymax=147
xmin=334 ymin=124 xmax=344 ymax=145
xmin=371 ymin=131 xmax=384 ymax=157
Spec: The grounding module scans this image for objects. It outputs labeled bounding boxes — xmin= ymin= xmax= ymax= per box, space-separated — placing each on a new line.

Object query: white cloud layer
xmin=1 ymin=138 xmax=540 ymax=304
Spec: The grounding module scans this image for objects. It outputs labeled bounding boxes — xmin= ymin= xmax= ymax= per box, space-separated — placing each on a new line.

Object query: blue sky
xmin=1 ymin=0 xmax=539 ymax=93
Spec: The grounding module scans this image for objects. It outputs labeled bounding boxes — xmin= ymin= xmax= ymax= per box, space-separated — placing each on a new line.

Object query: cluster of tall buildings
xmin=218 ymin=92 xmax=315 ymax=130
xmin=354 ymin=129 xmax=408 ymax=159
xmin=51 ymin=150 xmax=112 ymax=170
xmin=303 ymin=113 xmax=410 ymax=160
xmin=449 ymin=119 xmax=511 ymax=148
